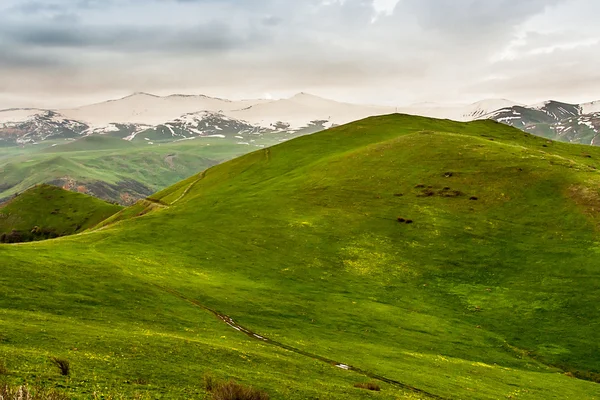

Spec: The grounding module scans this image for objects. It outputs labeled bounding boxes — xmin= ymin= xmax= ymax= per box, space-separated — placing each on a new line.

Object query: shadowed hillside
xmin=0 ymin=184 xmax=122 ymax=243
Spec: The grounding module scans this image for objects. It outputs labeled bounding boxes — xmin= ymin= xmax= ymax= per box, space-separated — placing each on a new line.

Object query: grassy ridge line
xmin=90 ymin=199 xmax=166 ymax=231
xmin=168 ymin=171 xmax=207 ymax=205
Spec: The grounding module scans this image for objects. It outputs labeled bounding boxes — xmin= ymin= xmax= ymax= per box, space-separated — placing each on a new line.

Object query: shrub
xmin=354 ymin=382 xmax=381 ymax=391
xmin=559 ymin=368 xmax=600 ymax=384
xmin=50 ymin=357 xmax=70 ymax=376
xmin=204 ymin=376 xmax=269 ymax=400
xmin=203 ymin=373 xmax=216 ymax=392
xmin=0 ymin=360 xmax=7 ymax=375
xmin=0 ymin=384 xmax=70 ymax=400
xmin=0 ymin=230 xmax=24 ymax=244
xmin=211 ymin=381 xmax=269 ymax=400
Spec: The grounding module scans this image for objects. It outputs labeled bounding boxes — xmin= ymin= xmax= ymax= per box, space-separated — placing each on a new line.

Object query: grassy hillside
xmin=1 ymin=115 xmax=600 ymax=399
xmin=41 ymin=135 xmax=139 ymax=153
xmin=0 ymin=130 xmax=310 ymax=205
xmin=0 ymin=184 xmax=122 ymax=242
xmin=0 ymin=136 xmax=251 ymax=205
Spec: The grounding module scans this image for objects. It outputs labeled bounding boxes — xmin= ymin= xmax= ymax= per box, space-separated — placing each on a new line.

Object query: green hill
xmin=0 ymin=184 xmax=122 ymax=243
xmin=1 ymin=115 xmax=600 ymax=399
xmin=0 ymin=138 xmax=248 ymax=205
xmin=41 ymin=135 xmax=140 ymax=153
xmin=0 ymin=132 xmax=307 ymax=206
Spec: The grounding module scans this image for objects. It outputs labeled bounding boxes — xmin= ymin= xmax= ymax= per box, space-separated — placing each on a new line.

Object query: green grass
xmin=0 ymin=130 xmax=311 ymax=205
xmin=0 ymin=184 xmax=122 ymax=242
xmin=1 ymin=115 xmax=600 ymax=399
xmin=41 ymin=135 xmax=139 ymax=153
xmin=0 ymin=136 xmax=260 ymax=205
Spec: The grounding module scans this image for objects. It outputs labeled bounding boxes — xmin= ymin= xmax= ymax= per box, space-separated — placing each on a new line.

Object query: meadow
xmin=1 ymin=115 xmax=599 ymax=399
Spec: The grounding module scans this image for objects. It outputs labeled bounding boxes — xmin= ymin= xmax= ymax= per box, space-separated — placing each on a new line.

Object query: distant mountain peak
xmin=166 ymin=93 xmax=232 ymax=102
xmin=290 ymin=92 xmax=327 ymax=100
xmin=531 ymin=99 xmax=577 ymax=109
xmin=123 ymin=92 xmax=160 ymax=99
xmin=470 ymin=98 xmax=520 ymax=106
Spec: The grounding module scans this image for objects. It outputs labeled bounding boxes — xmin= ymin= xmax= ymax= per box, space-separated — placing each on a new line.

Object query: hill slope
xmin=0 ymin=136 xmax=253 ymax=204
xmin=1 ymin=115 xmax=600 ymax=399
xmin=0 ymin=184 xmax=121 ymax=242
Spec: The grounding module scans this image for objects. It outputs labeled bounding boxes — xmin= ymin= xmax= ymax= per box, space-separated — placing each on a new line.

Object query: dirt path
xmin=152 ymin=283 xmax=446 ymax=400
xmin=170 ymin=170 xmax=207 ymax=205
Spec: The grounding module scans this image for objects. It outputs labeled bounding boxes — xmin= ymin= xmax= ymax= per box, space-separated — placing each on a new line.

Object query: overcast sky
xmin=0 ymin=0 xmax=598 ymax=109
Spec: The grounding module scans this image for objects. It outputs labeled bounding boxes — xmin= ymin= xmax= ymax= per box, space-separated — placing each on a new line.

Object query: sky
xmin=0 ymin=0 xmax=599 ymax=109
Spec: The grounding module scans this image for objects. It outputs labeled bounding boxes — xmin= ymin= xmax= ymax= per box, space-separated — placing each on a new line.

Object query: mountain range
xmin=2 ymin=93 xmax=599 ymax=147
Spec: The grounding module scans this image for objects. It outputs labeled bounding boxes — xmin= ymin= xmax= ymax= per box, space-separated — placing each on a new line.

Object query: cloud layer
xmin=0 ymin=0 xmax=598 ymax=108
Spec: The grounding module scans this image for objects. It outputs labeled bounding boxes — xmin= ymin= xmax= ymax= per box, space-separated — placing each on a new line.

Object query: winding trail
xmin=151 ymin=283 xmax=446 ymax=400
xmin=170 ymin=170 xmax=207 ymax=205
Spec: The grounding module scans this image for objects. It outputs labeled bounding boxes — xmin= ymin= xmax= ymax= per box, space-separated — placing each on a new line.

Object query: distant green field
xmin=0 ymin=131 xmax=301 ymax=205
xmin=0 ymin=184 xmax=121 ymax=242
xmin=0 ymin=135 xmax=257 ymax=204
xmin=1 ymin=115 xmax=599 ymax=399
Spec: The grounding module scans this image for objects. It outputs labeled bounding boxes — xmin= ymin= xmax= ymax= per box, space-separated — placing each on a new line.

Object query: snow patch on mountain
xmin=58 ymin=93 xmax=270 ymax=129
xmin=0 ymin=109 xmax=45 ymax=124
xmin=400 ymin=99 xmax=521 ymax=121
xmin=229 ymin=93 xmax=395 ymax=130
xmin=581 ymin=101 xmax=600 ymax=114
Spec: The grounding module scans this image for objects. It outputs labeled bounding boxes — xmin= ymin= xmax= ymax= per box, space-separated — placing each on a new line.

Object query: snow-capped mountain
xmin=0 ymin=93 xmax=396 ymax=145
xmin=0 ymin=109 xmax=88 ymax=144
xmin=1 ymin=92 xmax=599 ymax=146
xmin=227 ymin=92 xmax=395 ymax=130
xmin=483 ymin=101 xmax=600 ymax=145
xmin=132 ymin=111 xmax=264 ymax=143
xmin=58 ymin=92 xmax=272 ymax=128
xmin=401 ymin=99 xmax=522 ymax=122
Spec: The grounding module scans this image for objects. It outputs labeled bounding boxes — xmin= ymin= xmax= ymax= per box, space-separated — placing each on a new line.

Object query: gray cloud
xmin=1 ymin=21 xmax=253 ymax=53
xmin=403 ymin=0 xmax=563 ymax=34
xmin=0 ymin=0 xmax=598 ymax=108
